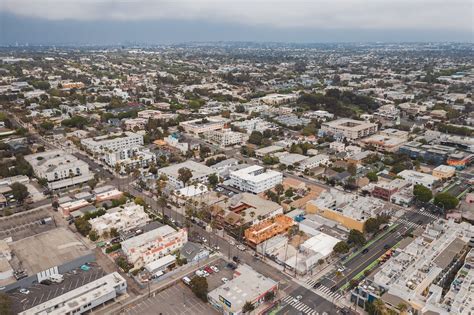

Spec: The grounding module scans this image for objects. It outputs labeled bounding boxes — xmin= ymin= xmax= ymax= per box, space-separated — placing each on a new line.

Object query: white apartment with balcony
xmin=81 ymin=132 xmax=143 ymax=154
xmin=24 ymin=149 xmax=93 ymax=190
xmin=204 ymin=129 xmax=247 ymax=147
xmin=89 ymin=203 xmax=151 ymax=235
xmin=229 ymin=165 xmax=283 ymax=194
xmin=121 ymin=225 xmax=188 ymax=268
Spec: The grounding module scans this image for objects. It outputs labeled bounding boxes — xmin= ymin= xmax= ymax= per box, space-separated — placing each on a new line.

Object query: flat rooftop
xmin=10 ymin=228 xmax=92 ymax=275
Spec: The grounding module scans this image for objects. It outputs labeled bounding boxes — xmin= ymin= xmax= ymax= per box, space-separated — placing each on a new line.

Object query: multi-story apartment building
xmin=204 ymin=129 xmax=247 ymax=147
xmin=229 ymin=165 xmax=283 ymax=194
xmin=104 ymin=146 xmax=156 ymax=172
xmin=89 ymin=203 xmax=150 ymax=235
xmin=121 ymin=226 xmax=188 ymax=268
xmin=19 ymin=272 xmax=127 ymax=315
xmin=244 ymin=214 xmax=294 ymax=247
xmin=297 ymin=154 xmax=330 ymax=171
xmin=232 ymin=118 xmax=275 ymax=134
xmin=179 ymin=117 xmax=227 ymax=134
xmin=157 ymin=160 xmax=216 ymax=189
xmin=24 ymin=150 xmax=93 ymax=190
xmin=321 ymin=118 xmax=378 ymax=140
xmin=137 ymin=109 xmax=177 ymax=121
xmin=81 ymin=132 xmax=143 ymax=154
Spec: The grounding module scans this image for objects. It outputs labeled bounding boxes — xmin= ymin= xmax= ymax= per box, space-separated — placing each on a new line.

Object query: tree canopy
xmin=413 ymin=184 xmax=432 ymax=203
xmin=434 ymin=192 xmax=459 ymax=210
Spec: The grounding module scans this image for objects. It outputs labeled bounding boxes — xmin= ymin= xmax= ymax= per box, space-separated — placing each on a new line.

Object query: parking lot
xmin=9 ymin=263 xmax=106 ymax=313
xmin=188 ymin=258 xmax=235 ymax=291
xmin=0 ymin=207 xmax=55 ymax=240
xmin=120 ymin=282 xmax=218 ymax=315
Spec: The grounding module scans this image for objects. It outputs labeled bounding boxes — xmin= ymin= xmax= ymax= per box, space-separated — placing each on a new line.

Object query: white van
xmin=49 ymin=274 xmax=64 ymax=283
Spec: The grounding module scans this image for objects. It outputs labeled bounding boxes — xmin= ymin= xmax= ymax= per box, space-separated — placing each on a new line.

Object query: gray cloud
xmin=2 ymin=0 xmax=472 ymax=31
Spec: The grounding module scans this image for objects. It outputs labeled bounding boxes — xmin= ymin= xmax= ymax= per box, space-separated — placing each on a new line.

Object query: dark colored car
xmin=232 ymin=256 xmax=241 ymax=263
xmin=383 ymin=244 xmax=391 ymax=250
xmin=40 ymin=279 xmax=52 ymax=285
xmin=362 ymin=248 xmax=369 ymax=254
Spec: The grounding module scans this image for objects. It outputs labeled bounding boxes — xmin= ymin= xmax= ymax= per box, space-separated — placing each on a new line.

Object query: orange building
xmin=244 ymin=215 xmax=294 ymax=247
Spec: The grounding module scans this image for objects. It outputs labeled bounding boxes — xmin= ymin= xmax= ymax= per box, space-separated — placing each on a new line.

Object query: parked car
xmin=19 ymin=288 xmax=30 ymax=295
xmin=204 ymin=266 xmax=214 ymax=274
xmin=211 ymin=266 xmax=219 ymax=273
xmin=221 ymin=277 xmax=229 ymax=283
xmin=232 ymin=256 xmax=241 ymax=263
xmin=182 ymin=276 xmax=192 ymax=286
xmin=237 ymin=245 xmax=246 ymax=251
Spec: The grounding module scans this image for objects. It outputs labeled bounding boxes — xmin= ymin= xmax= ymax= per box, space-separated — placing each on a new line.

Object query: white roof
xmin=177 ymin=183 xmax=208 ymax=197
xmin=301 ymin=231 xmax=340 ymax=257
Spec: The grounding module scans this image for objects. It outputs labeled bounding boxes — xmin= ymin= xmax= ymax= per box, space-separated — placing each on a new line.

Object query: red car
xmin=204 ymin=266 xmax=214 ymax=274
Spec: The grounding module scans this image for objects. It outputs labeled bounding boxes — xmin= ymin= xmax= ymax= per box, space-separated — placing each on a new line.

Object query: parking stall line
xmin=46 ymin=290 xmax=53 ymax=301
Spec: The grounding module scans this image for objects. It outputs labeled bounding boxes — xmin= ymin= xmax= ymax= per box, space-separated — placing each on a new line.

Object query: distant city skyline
xmin=0 ymin=0 xmax=472 ymax=44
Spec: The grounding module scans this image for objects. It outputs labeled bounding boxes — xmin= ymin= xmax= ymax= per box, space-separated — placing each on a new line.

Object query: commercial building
xmin=0 ymin=228 xmax=94 ymax=291
xmin=229 ymin=165 xmax=283 ymax=194
xmin=24 ymin=150 xmax=93 ymax=190
xmin=255 ymin=145 xmax=285 ymax=158
xmin=321 ymin=118 xmax=378 ymax=140
xmin=446 ymin=152 xmax=474 ymax=170
xmin=137 ymin=109 xmax=177 ymax=121
xmin=19 ymin=272 xmax=126 ymax=315
xmin=208 ymin=264 xmax=278 ymax=315
xmin=157 ymin=160 xmax=216 ymax=189
xmin=81 ymin=132 xmax=143 ymax=154
xmin=204 ymin=129 xmax=247 ymax=147
xmin=244 ymin=214 xmax=294 ymax=247
xmin=306 ymin=189 xmax=387 ymax=232
xmin=278 ymin=153 xmax=308 ymax=167
xmin=432 ymin=165 xmax=456 ymax=179
xmin=212 ymin=193 xmax=283 ymax=227
xmin=372 ymin=179 xmax=410 ymax=201
xmin=123 ymin=117 xmax=148 ymax=131
xmin=89 ymin=203 xmax=150 ymax=236
xmin=121 ymin=225 xmax=187 ymax=268
xmin=398 ymin=170 xmax=439 ymax=189
xmin=351 ymin=220 xmax=473 ymax=313
xmin=179 ymin=117 xmax=227 ymax=134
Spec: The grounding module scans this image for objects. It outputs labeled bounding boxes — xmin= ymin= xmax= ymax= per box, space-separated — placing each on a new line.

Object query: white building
xmin=104 ymin=147 xmax=156 ymax=172
xmin=179 ymin=117 xmax=227 ymax=134
xmin=330 ymin=141 xmax=346 ymax=152
xmin=157 ymin=160 xmax=216 ymax=189
xmin=89 ymin=203 xmax=150 ymax=235
xmin=137 ymin=109 xmax=177 ymax=121
xmin=121 ymin=226 xmax=188 ymax=268
xmin=321 ymin=118 xmax=378 ymax=140
xmin=297 ymin=154 xmax=330 ymax=171
xmin=204 ymin=129 xmax=247 ymax=147
xmin=398 ymin=170 xmax=439 ymax=189
xmin=232 ymin=118 xmax=275 ymax=134
xmin=81 ymin=132 xmax=143 ymax=154
xmin=24 ymin=150 xmax=93 ymax=190
xmin=260 ymin=93 xmax=298 ymax=105
xmin=229 ymin=165 xmax=283 ymax=194
xmin=19 ymin=272 xmax=127 ymax=315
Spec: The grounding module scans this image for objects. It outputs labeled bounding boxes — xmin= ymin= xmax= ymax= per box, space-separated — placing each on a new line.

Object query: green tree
xmin=264 ymin=290 xmax=275 ymax=302
xmin=178 ymin=167 xmax=193 ymax=187
xmin=190 ymin=276 xmax=208 ymax=302
xmin=74 ymin=217 xmax=92 ymax=236
xmin=434 ymin=192 xmax=459 ymax=210
xmin=413 ymin=184 xmax=432 ymax=202
xmin=110 ymin=228 xmax=119 ymax=238
xmin=348 ymin=229 xmax=366 ymax=247
xmin=333 ymin=241 xmax=350 ymax=254
xmin=347 ymin=163 xmax=357 ymax=176
xmin=366 ymin=172 xmax=378 ymax=182
xmin=275 ymin=183 xmax=284 ymax=196
xmin=10 ymin=182 xmax=29 ymax=203
xmin=134 ymin=197 xmax=146 ymax=206
xmin=248 ymin=131 xmax=263 ymax=145
xmin=87 ymin=178 xmax=98 ymax=190
xmin=89 ymin=229 xmax=99 ymax=241
xmin=208 ymin=173 xmax=219 ymax=187
xmin=242 ymin=301 xmax=255 ymax=313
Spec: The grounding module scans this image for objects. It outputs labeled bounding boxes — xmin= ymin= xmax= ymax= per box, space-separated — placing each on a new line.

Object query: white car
xmin=229 ymin=240 xmax=235 ymax=246
xmin=221 ymin=277 xmax=229 ymax=283
xmin=211 ymin=266 xmax=219 ymax=273
xmin=337 ymin=266 xmax=346 ymax=273
xmin=237 ymin=245 xmax=246 ymax=251
xmin=19 ymin=288 xmax=30 ymax=295
xmin=202 ymin=270 xmax=210 ymax=277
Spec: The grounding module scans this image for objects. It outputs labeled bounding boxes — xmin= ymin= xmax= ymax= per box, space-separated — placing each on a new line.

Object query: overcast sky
xmin=1 ymin=0 xmax=472 ymax=44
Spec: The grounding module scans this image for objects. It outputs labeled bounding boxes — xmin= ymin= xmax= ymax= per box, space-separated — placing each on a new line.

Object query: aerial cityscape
xmin=0 ymin=2 xmax=473 ymax=315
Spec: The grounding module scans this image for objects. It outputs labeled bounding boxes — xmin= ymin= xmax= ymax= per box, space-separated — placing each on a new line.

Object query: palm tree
xmin=373 ymin=299 xmax=386 ymax=315
xmin=397 ymin=303 xmax=408 ymax=315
